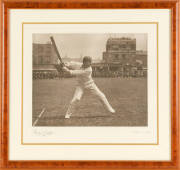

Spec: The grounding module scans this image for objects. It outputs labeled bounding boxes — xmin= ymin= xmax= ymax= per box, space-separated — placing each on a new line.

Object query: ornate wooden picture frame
xmin=0 ymin=0 xmax=179 ymax=169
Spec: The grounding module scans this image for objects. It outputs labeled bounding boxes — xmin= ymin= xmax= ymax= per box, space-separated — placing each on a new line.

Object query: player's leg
xmin=89 ymin=84 xmax=115 ymax=113
xmin=65 ymin=86 xmax=84 ymax=118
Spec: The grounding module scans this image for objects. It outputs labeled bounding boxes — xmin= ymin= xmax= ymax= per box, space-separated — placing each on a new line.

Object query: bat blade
xmin=50 ymin=36 xmax=64 ymax=65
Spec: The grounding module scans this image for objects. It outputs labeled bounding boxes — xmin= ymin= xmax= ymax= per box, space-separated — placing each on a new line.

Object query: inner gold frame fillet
xmin=21 ymin=22 xmax=159 ymax=145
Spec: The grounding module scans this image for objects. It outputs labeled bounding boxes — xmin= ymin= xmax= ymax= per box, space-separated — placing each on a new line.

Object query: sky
xmin=33 ymin=33 xmax=147 ymax=60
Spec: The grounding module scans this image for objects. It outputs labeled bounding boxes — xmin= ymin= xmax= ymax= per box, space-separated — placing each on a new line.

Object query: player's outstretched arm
xmin=62 ymin=66 xmax=90 ymax=76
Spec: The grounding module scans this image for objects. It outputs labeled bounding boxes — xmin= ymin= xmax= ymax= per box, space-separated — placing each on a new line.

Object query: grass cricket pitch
xmin=33 ymin=78 xmax=147 ymax=126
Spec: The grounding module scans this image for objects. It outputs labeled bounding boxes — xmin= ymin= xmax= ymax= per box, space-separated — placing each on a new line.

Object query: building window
xmin=38 ymin=56 xmax=43 ymax=64
xmin=47 ymin=56 xmax=50 ymax=64
xmin=121 ymin=44 xmax=126 ymax=48
xmin=38 ymin=46 xmax=43 ymax=53
xmin=114 ymin=54 xmax=119 ymax=60
xmin=122 ymin=54 xmax=126 ymax=60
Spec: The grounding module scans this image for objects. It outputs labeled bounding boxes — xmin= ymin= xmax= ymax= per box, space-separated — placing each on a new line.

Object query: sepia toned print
xmin=32 ymin=33 xmax=147 ymax=126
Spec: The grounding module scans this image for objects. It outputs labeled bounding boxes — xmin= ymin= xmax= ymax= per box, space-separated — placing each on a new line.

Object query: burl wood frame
xmin=0 ymin=0 xmax=179 ymax=169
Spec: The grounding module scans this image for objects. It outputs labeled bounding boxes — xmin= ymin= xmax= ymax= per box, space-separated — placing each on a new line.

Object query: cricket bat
xmin=50 ymin=36 xmax=65 ymax=66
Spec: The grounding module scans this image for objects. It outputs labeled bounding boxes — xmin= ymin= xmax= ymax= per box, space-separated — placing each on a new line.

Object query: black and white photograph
xmin=32 ymin=33 xmax=147 ymax=126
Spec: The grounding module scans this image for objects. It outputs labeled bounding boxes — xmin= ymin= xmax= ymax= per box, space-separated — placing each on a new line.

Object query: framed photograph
xmin=0 ymin=0 xmax=179 ymax=169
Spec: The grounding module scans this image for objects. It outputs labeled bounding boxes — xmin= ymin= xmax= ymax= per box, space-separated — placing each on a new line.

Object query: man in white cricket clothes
xmin=62 ymin=56 xmax=115 ymax=119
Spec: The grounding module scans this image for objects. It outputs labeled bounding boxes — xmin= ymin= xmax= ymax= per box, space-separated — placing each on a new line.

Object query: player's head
xmin=82 ymin=56 xmax=92 ymax=68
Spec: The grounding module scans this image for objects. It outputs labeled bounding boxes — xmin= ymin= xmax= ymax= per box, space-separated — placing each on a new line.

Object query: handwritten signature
xmin=33 ymin=129 xmax=53 ymax=136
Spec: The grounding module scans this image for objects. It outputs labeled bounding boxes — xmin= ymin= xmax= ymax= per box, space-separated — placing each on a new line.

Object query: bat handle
xmin=60 ymin=62 xmax=65 ymax=67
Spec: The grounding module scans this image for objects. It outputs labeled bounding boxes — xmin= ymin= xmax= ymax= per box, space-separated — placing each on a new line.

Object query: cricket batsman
xmin=62 ymin=56 xmax=115 ymax=119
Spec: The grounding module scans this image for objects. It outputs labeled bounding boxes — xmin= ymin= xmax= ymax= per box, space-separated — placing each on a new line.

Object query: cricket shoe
xmin=65 ymin=113 xmax=72 ymax=119
xmin=109 ymin=108 xmax=116 ymax=113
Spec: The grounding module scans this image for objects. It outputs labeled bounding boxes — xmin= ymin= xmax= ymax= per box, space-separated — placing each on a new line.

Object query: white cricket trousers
xmin=66 ymin=83 xmax=114 ymax=115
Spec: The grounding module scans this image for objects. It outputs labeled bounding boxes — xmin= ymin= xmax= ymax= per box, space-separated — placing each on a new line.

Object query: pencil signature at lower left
xmin=33 ymin=129 xmax=53 ymax=136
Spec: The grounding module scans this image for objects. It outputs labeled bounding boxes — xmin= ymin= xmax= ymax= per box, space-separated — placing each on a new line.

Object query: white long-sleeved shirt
xmin=69 ymin=66 xmax=94 ymax=88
